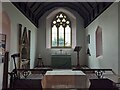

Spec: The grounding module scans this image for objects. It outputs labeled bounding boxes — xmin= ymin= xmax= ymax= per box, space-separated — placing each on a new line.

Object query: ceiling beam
xmin=30 ymin=2 xmax=36 ymax=8
xmin=35 ymin=2 xmax=50 ymax=16
xmin=33 ymin=2 xmax=44 ymax=13
xmin=36 ymin=2 xmax=88 ymax=28
xmin=12 ymin=2 xmax=113 ymax=28
xmin=87 ymin=2 xmax=94 ymax=9
xmin=73 ymin=2 xmax=89 ymax=15
xmin=36 ymin=2 xmax=87 ymax=21
xmin=80 ymin=2 xmax=91 ymax=14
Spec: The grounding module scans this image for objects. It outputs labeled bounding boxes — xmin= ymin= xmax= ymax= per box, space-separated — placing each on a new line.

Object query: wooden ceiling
xmin=12 ymin=2 xmax=113 ymax=28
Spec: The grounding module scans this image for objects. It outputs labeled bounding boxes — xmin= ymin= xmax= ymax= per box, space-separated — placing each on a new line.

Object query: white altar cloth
xmin=41 ymin=70 xmax=90 ymax=89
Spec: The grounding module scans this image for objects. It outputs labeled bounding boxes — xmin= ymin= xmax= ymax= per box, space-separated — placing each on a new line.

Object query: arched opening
xmin=46 ymin=8 xmax=76 ymax=49
xmin=2 ymin=11 xmax=11 ymax=52
xmin=0 ymin=11 xmax=11 ymax=89
xmin=96 ymin=26 xmax=103 ymax=57
xmin=51 ymin=12 xmax=72 ymax=48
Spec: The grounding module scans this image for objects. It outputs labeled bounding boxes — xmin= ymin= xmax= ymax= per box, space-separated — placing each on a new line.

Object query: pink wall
xmin=0 ymin=11 xmax=11 ymax=89
xmin=2 ymin=11 xmax=11 ymax=52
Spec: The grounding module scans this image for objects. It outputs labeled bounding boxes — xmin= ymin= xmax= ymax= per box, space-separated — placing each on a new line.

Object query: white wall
xmin=37 ymin=7 xmax=86 ymax=67
xmin=0 ymin=2 xmax=2 ymax=33
xmin=0 ymin=64 xmax=3 ymax=90
xmin=118 ymin=2 xmax=120 ymax=76
xmin=0 ymin=2 xmax=3 ymax=89
xmin=86 ymin=3 xmax=118 ymax=75
xmin=0 ymin=2 xmax=37 ymax=89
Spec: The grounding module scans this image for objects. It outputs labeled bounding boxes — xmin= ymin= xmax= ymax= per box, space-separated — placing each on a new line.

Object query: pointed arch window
xmin=51 ymin=12 xmax=72 ymax=48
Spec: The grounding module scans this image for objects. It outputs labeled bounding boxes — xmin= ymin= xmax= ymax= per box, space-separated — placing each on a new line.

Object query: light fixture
xmin=87 ymin=48 xmax=91 ymax=56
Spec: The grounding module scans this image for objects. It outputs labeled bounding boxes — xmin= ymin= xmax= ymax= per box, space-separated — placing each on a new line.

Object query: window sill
xmin=51 ymin=47 xmax=72 ymax=49
xmin=96 ymin=55 xmax=103 ymax=59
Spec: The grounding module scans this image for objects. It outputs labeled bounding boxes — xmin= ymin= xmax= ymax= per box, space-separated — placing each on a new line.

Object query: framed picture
xmin=0 ymin=34 xmax=6 ymax=63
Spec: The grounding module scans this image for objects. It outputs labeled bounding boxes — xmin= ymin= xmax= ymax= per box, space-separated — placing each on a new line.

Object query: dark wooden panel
xmin=28 ymin=3 xmax=41 ymax=13
xmin=34 ymin=2 xmax=49 ymax=16
xmin=75 ymin=2 xmax=89 ymax=15
xmin=12 ymin=2 xmax=114 ymax=28
xmin=36 ymin=2 xmax=87 ymax=21
xmin=28 ymin=2 xmax=36 ymax=8
xmin=33 ymin=2 xmax=44 ymax=13
xmin=84 ymin=2 xmax=94 ymax=10
xmin=89 ymin=2 xmax=97 ymax=8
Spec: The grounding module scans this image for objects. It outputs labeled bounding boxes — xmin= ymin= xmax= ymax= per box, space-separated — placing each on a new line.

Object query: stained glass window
xmin=51 ymin=12 xmax=71 ymax=48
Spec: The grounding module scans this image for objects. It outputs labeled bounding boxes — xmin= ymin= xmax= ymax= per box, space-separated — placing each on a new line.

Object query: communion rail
xmin=72 ymin=68 xmax=119 ymax=89
xmin=72 ymin=68 xmax=113 ymax=79
xmin=8 ymin=68 xmax=53 ymax=90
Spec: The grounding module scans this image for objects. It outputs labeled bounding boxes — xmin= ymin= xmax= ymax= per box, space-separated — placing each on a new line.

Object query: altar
xmin=51 ymin=55 xmax=71 ymax=69
xmin=41 ymin=70 xmax=90 ymax=89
